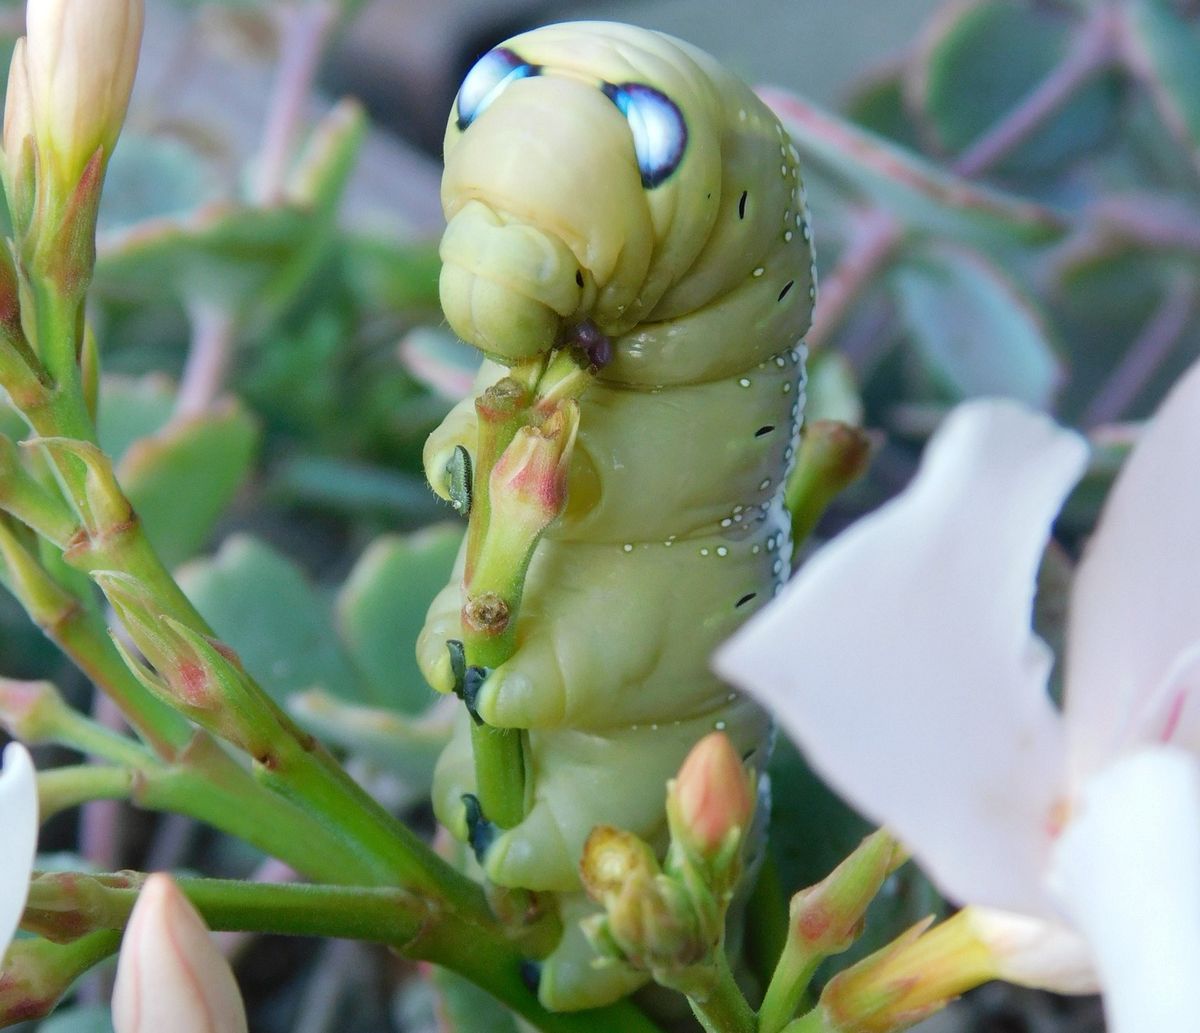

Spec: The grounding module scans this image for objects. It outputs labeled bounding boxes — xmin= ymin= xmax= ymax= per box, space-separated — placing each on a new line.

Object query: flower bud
xmin=112 ymin=873 xmax=247 ymax=1033
xmin=488 ymin=400 xmax=579 ymax=537
xmin=580 ymin=825 xmax=660 ymax=904
xmin=22 ymin=0 xmax=144 ymax=193
xmin=2 ymin=39 xmax=35 ymax=227
xmin=0 ymin=678 xmax=70 ymax=744
xmin=788 ymin=830 xmax=905 ymax=957
xmin=668 ymin=732 xmax=755 ymax=861
xmin=605 ymin=869 xmax=706 ymax=973
xmin=819 ymin=910 xmax=999 ymax=1033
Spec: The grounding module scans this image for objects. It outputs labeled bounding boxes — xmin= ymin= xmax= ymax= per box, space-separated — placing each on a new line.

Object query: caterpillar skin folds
xmin=419 ymin=21 xmax=816 ymax=1010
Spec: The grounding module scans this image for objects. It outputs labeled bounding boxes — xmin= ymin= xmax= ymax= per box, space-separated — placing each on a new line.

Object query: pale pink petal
xmin=1065 ymin=359 xmax=1200 ymax=776
xmin=963 ymin=907 xmax=1097 ymax=993
xmin=0 ymin=743 xmax=37 ymax=965
xmin=715 ymin=400 xmax=1086 ymax=916
xmin=112 ymin=873 xmax=247 ymax=1033
xmin=1048 ymin=747 xmax=1200 ymax=1033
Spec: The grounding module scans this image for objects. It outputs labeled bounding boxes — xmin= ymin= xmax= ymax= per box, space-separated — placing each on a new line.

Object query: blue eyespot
xmin=602 ymin=82 xmax=687 ymax=188
xmin=456 ymin=48 xmax=539 ymax=130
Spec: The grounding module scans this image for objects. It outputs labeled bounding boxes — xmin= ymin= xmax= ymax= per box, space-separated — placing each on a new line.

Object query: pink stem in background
xmin=252 ymin=0 xmax=339 ymax=206
xmin=952 ymin=5 xmax=1120 ymax=178
xmin=173 ymin=300 xmax=238 ymax=423
xmin=1083 ymin=273 xmax=1198 ymax=428
xmin=807 ymin=210 xmax=903 ymax=353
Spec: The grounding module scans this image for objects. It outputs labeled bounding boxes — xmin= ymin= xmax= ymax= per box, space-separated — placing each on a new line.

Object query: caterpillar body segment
xmin=419 ymin=21 xmax=815 ymax=1010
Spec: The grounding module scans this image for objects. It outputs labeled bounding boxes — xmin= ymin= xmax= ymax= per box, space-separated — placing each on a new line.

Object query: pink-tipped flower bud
xmin=22 ymin=0 xmax=144 ymax=193
xmin=488 ymin=400 xmax=579 ymax=535
xmin=669 ymin=732 xmax=755 ymax=859
xmin=0 ymin=678 xmax=69 ymax=744
xmin=112 ymin=873 xmax=247 ymax=1033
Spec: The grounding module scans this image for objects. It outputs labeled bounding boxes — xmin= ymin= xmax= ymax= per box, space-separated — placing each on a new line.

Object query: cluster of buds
xmin=579 ymin=734 xmax=756 ymax=995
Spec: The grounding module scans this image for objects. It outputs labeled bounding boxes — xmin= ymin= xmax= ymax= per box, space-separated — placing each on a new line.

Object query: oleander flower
xmin=716 ymin=359 xmax=1200 ymax=1032
xmin=0 ymin=742 xmax=38 ymax=966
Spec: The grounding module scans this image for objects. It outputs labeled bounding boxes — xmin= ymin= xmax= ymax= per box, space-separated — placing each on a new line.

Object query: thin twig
xmin=173 ymin=300 xmax=238 ymax=422
xmin=1083 ymin=273 xmax=1199 ymax=427
xmin=252 ymin=0 xmax=339 ymax=206
xmin=953 ymin=6 xmax=1120 ymax=178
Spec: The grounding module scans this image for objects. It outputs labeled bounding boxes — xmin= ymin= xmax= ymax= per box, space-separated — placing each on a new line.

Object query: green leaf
xmin=336 ymin=524 xmax=463 ymax=713
xmin=271 ymin=455 xmax=449 ymax=525
xmin=118 ymin=400 xmax=260 ymax=568
xmin=913 ymin=0 xmax=1120 ymax=175
xmin=888 ymin=241 xmax=1063 ymax=406
xmin=1126 ymin=0 xmax=1200 ymax=179
xmin=343 ymin=234 xmax=442 ymax=314
xmin=843 ymin=65 xmax=923 ymax=153
xmin=761 ymin=87 xmax=1065 ymax=249
xmin=99 ymin=132 xmax=219 ymax=234
xmin=97 ymin=375 xmax=176 ymax=462
xmin=178 ymin=535 xmax=362 ymax=704
xmin=95 ymin=104 xmax=366 ymax=332
xmin=425 ymin=967 xmax=521 ymax=1033
xmin=289 ymin=690 xmax=452 ymax=788
xmin=39 ymin=1005 xmax=115 ymax=1033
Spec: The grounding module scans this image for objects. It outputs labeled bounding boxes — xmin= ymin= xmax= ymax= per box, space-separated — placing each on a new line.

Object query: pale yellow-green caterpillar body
xmin=417 ymin=21 xmax=816 ymax=1010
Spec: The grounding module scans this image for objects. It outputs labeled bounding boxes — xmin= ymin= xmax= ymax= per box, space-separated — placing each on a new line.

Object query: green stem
xmin=687 ymin=952 xmax=756 ymax=1033
xmin=462 ymin=379 xmax=533 ymax=829
xmin=758 ymin=938 xmax=822 ymax=1033
xmin=21 ymin=873 xmax=666 ymax=1033
xmin=37 ymin=764 xmax=133 ymax=819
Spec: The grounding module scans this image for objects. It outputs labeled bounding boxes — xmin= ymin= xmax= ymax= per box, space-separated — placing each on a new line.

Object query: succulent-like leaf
xmin=336 ymin=524 xmax=464 ymax=712
xmin=760 ymin=86 xmax=1066 ymax=249
xmin=911 ymin=0 xmax=1120 ymax=176
xmin=888 ymin=241 xmax=1063 ymax=406
xmin=118 ymin=400 xmax=260 ymax=568
xmin=178 ymin=535 xmax=362 ymax=704
xmin=1125 ymin=0 xmax=1200 ymax=179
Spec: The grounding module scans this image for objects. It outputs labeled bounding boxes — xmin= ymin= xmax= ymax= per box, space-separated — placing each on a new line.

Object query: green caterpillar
xmin=417 ymin=21 xmax=816 ymax=1011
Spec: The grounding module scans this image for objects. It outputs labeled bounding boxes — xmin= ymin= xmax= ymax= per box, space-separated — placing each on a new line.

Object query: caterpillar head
xmin=440 ymin=22 xmax=725 ymax=364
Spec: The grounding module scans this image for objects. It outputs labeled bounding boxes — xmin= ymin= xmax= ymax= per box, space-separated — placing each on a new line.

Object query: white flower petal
xmin=715 ymin=400 xmax=1087 ymax=915
xmin=963 ymin=906 xmax=1097 ymax=994
xmin=1065 ymin=359 xmax=1200 ymax=775
xmin=0 ymin=742 xmax=37 ymax=965
xmin=1047 ymin=747 xmax=1200 ymax=1033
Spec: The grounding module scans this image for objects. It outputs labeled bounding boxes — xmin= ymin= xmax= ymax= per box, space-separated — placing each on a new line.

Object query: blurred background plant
xmin=1 ymin=0 xmax=1196 ymax=1029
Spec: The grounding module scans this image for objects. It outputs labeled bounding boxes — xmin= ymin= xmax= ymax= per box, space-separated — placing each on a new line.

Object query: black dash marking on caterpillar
xmin=736 ymin=592 xmax=757 ymax=608
xmin=447 ymin=446 xmax=473 ymax=516
xmin=755 ymin=425 xmax=775 ymax=437
xmin=778 ymin=280 xmax=795 ymax=302
xmin=462 ymin=793 xmax=496 ymax=862
xmin=463 ymin=665 xmax=491 ymax=725
xmin=520 ymin=961 xmax=543 ymax=993
xmin=575 ymin=269 xmax=584 ymax=287
xmin=738 ymin=190 xmax=748 ymax=219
